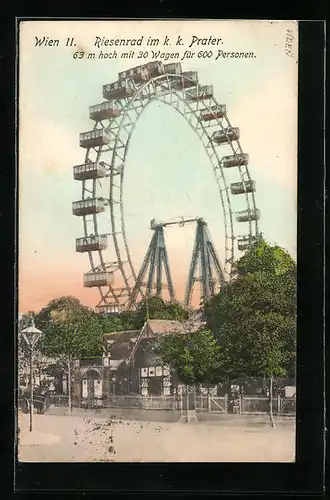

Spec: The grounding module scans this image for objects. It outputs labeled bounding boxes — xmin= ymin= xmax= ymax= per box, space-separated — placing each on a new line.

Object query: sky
xmin=18 ymin=20 xmax=298 ymax=313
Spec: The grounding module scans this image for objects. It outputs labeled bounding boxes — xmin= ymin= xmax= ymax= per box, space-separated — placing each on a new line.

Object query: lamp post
xmin=21 ymin=321 xmax=42 ymax=432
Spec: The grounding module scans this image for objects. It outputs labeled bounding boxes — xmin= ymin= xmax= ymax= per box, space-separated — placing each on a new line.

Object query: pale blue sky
xmin=19 ymin=20 xmax=298 ymax=311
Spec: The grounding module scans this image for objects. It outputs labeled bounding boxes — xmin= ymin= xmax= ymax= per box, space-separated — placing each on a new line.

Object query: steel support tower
xmin=127 ymin=219 xmax=176 ymax=309
xmin=184 ymin=218 xmax=226 ymax=307
xmin=73 ymin=61 xmax=260 ymax=313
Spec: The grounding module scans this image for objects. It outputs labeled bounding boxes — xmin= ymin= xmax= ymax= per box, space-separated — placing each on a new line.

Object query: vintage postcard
xmin=17 ymin=19 xmax=298 ymax=463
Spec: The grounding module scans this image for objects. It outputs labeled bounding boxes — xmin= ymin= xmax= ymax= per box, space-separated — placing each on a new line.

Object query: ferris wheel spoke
xmin=74 ymin=63 xmax=260 ymax=312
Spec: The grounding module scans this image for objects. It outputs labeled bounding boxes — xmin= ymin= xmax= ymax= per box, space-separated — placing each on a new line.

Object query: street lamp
xmin=21 ymin=321 xmax=42 ymax=432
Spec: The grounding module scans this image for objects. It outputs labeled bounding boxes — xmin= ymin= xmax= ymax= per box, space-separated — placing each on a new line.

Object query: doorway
xmin=82 ymin=369 xmax=102 ymax=399
xmin=148 ymin=377 xmax=162 ymax=395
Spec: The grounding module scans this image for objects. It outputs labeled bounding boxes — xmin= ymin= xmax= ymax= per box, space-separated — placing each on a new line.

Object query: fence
xmin=240 ymin=396 xmax=296 ymax=415
xmin=195 ymin=395 xmax=227 ymax=413
xmin=49 ymin=394 xmax=70 ymax=407
xmin=48 ymin=393 xmax=295 ymax=415
xmin=103 ymin=395 xmax=181 ymax=411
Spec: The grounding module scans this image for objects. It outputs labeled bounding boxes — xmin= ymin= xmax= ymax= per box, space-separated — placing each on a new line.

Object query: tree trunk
xmin=68 ymin=359 xmax=72 ymax=416
xmin=269 ymin=375 xmax=275 ymax=428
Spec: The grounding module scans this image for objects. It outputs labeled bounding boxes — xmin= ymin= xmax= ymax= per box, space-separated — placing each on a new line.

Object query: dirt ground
xmin=17 ymin=411 xmax=296 ymax=463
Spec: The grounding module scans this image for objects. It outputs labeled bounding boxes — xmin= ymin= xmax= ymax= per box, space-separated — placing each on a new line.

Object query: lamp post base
xmin=180 ymin=410 xmax=198 ymax=423
xmin=29 ymin=403 xmax=34 ymax=432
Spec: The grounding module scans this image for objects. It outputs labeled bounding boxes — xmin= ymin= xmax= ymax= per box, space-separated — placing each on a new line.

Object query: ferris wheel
xmin=72 ymin=61 xmax=260 ymax=313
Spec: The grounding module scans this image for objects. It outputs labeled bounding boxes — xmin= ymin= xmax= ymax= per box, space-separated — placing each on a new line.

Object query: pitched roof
xmin=102 ymin=319 xmax=204 ymax=366
xmin=141 ymin=319 xmax=203 ymax=339
xmin=104 ymin=330 xmax=140 ymax=342
xmin=143 ymin=319 xmax=183 ymax=336
xmin=103 ymin=330 xmax=139 ymax=363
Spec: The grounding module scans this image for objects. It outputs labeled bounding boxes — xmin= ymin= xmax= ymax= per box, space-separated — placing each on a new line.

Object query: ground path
xmin=17 ymin=411 xmax=295 ymax=463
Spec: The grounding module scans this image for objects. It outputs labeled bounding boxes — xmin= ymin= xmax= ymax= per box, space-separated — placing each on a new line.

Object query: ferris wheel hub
xmin=73 ymin=62 xmax=260 ymax=312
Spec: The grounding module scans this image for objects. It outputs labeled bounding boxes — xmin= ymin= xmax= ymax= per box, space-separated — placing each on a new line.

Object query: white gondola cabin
xmin=72 ymin=198 xmax=106 ymax=217
xmin=237 ymin=235 xmax=259 ymax=251
xmin=172 ymin=71 xmax=198 ymax=90
xmin=236 ymin=208 xmax=260 ymax=223
xmin=139 ymin=87 xmax=156 ymax=100
xmin=73 ymin=162 xmax=107 ymax=181
xmin=200 ymin=104 xmax=226 ymax=121
xmin=84 ymin=271 xmax=114 ymax=288
xmin=222 ymin=153 xmax=249 ymax=168
xmin=89 ymin=101 xmax=121 ymax=121
xmin=230 ymin=180 xmax=256 ymax=195
xmin=76 ymin=235 xmax=108 ymax=253
xmin=119 ymin=65 xmax=149 ymax=83
xmin=164 ymin=62 xmax=182 ymax=75
xmin=80 ymin=129 xmax=111 ymax=149
xmin=212 ymin=127 xmax=240 ymax=145
xmin=146 ymin=61 xmax=165 ymax=78
xmin=103 ymin=81 xmax=135 ymax=100
xmin=96 ymin=303 xmax=122 ymax=314
xmin=186 ymin=85 xmax=213 ymax=101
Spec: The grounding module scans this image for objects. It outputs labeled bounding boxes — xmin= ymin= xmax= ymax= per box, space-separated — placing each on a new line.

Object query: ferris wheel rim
xmin=80 ymin=68 xmax=259 ymax=311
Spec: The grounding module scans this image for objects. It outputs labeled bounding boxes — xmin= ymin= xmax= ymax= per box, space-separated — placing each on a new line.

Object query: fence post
xmin=239 ymin=395 xmax=242 ymax=414
xmin=277 ymin=394 xmax=281 ymax=415
xmin=208 ymin=393 xmax=211 ymax=412
xmin=224 ymin=393 xmax=228 ymax=414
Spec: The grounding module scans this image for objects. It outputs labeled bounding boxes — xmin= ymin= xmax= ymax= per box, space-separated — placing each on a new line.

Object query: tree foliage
xmin=102 ymin=297 xmax=190 ymax=332
xmin=119 ymin=310 xmax=142 ymax=331
xmin=205 ymin=238 xmax=296 ymax=381
xmin=35 ymin=296 xmax=83 ymax=331
xmin=156 ymin=327 xmax=226 ymax=386
xmin=233 ymin=235 xmax=296 ymax=277
xmin=135 ymin=296 xmax=188 ymax=324
xmin=36 ymin=298 xmax=103 ymax=414
xmin=98 ymin=314 xmax=123 ymax=334
xmin=40 ymin=305 xmax=104 ymax=362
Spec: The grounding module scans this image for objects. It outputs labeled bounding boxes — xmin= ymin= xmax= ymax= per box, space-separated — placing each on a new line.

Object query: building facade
xmin=73 ymin=320 xmax=185 ymax=404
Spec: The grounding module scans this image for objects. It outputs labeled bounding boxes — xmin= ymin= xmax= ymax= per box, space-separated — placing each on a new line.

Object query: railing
xmin=49 ymin=394 xmax=70 ymax=407
xmin=240 ymin=396 xmax=296 ymax=415
xmin=195 ymin=395 xmax=227 ymax=413
xmin=104 ymin=395 xmax=181 ymax=411
xmin=48 ymin=393 xmax=296 ymax=415
xmin=278 ymin=397 xmax=296 ymax=415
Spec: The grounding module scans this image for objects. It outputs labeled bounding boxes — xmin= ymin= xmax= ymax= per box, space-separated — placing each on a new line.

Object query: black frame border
xmin=1 ymin=16 xmax=325 ymax=496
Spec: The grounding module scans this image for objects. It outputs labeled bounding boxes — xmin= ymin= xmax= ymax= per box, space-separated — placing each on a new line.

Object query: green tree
xmin=116 ymin=296 xmax=189 ymax=331
xmin=205 ymin=239 xmax=296 ymax=426
xmin=165 ymin=300 xmax=189 ymax=321
xmin=136 ymin=296 xmax=167 ymax=323
xmin=134 ymin=296 xmax=189 ymax=326
xmin=119 ymin=310 xmax=142 ymax=331
xmin=234 ymin=235 xmax=295 ymax=277
xmin=156 ymin=326 xmax=226 ymax=386
xmin=98 ymin=314 xmax=123 ymax=333
xmin=40 ymin=305 xmax=104 ymax=415
xmin=35 ymin=296 xmax=83 ymax=331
